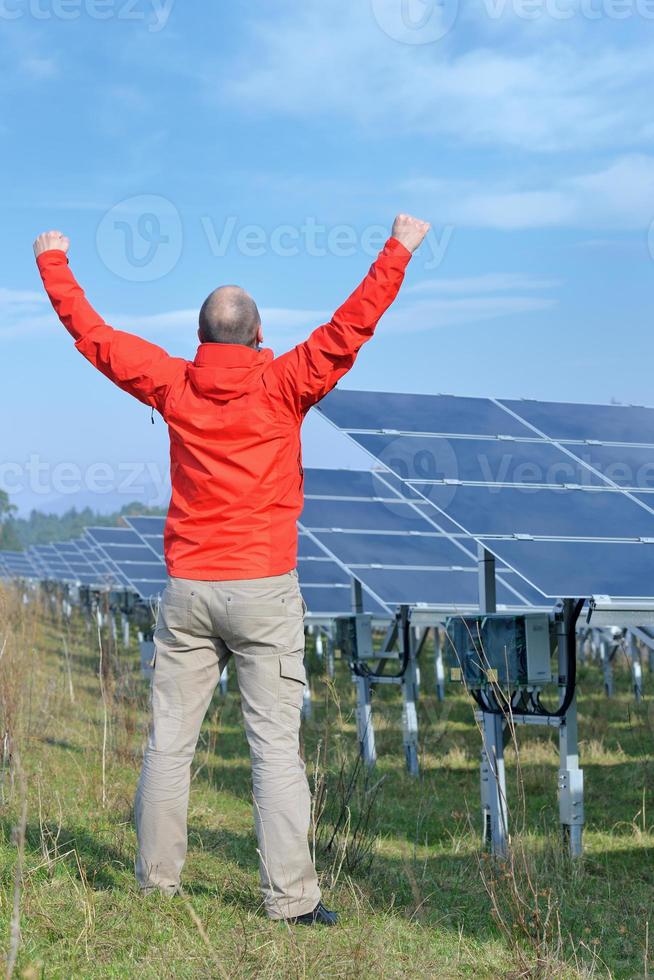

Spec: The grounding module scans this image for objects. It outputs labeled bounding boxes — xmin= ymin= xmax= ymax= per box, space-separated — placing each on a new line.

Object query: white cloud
xmin=382 ymin=293 xmax=557 ymax=332
xmin=0 ymin=288 xmax=52 ymax=340
xmin=402 ymin=154 xmax=654 ymax=230
xmin=219 ymin=2 xmax=654 ymax=153
xmin=405 ymin=273 xmax=562 ymax=294
xmin=1 ymin=282 xmax=557 ymax=345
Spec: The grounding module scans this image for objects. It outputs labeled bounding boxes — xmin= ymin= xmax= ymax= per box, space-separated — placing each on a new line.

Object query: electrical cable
xmin=471 ymin=599 xmax=584 ymax=719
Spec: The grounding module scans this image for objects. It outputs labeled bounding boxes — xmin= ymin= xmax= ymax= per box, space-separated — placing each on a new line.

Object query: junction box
xmin=335 ymin=613 xmax=375 ymax=661
xmin=446 ymin=613 xmax=554 ymax=686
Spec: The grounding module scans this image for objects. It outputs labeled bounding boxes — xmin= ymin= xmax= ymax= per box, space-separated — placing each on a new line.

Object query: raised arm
xmin=33 ymin=230 xmax=184 ymax=415
xmin=267 ymin=215 xmax=430 ymax=417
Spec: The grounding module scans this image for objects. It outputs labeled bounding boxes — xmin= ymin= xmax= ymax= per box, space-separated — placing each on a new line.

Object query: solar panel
xmin=479 ymin=538 xmax=654 ymax=600
xmin=409 ymin=483 xmax=654 ymax=540
xmin=318 ymin=390 xmax=531 ymax=437
xmin=354 ymin=433 xmax=603 ymax=488
xmin=100 ymin=544 xmax=161 ymax=564
xmin=311 ymin=530 xmax=472 ymax=568
xmin=0 ymin=551 xmax=38 ymax=579
xmin=301 ymin=497 xmax=441 ymax=534
xmin=299 ymin=584 xmax=387 ymax=617
xmin=123 ymin=516 xmax=166 ymax=561
xmin=85 ymin=526 xmax=166 ymax=599
xmin=499 ymin=398 xmax=654 ymax=444
xmin=300 ymin=467 xmax=545 ymax=613
xmin=316 ymin=390 xmax=654 ymax=603
xmin=86 ymin=526 xmax=145 ymax=547
xmin=550 ymin=443 xmax=654 ymax=490
xmin=123 ymin=516 xmax=166 ymax=535
xmin=296 ymin=557 xmax=350 ymax=586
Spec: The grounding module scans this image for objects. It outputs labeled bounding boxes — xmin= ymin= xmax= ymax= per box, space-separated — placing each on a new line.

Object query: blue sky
xmin=2 ymin=0 xmax=654 ymax=514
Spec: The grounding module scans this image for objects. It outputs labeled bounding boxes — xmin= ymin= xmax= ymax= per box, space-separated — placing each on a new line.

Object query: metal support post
xmin=401 ymin=607 xmax=419 ymax=776
xmin=435 ymin=627 xmax=446 ymax=701
xmin=600 ymin=636 xmax=614 ymax=697
xmin=302 ymin=684 xmax=313 ymax=720
xmin=351 ymin=578 xmax=377 ymax=767
xmin=481 ymin=712 xmax=508 ymax=855
xmin=477 ymin=544 xmax=508 ymax=856
xmin=628 ymin=632 xmax=643 ymax=702
xmin=557 ymin=600 xmax=584 ymax=857
xmin=121 ymin=614 xmax=130 ymax=649
xmin=326 ymin=627 xmax=336 ymax=679
xmin=355 ymin=674 xmax=377 ymax=767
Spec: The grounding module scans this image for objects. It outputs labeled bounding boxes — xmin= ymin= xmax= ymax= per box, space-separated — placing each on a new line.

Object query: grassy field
xmin=1 ymin=586 xmax=654 ymax=979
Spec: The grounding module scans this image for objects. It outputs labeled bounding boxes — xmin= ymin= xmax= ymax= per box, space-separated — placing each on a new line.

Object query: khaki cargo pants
xmin=134 ymin=570 xmax=321 ymax=920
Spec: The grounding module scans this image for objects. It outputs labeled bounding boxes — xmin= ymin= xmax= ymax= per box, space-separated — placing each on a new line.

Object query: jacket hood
xmin=187 ymin=343 xmax=274 ymax=401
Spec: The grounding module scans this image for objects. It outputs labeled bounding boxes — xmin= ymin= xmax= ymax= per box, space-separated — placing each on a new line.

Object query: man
xmin=33 ymin=213 xmax=430 ymax=925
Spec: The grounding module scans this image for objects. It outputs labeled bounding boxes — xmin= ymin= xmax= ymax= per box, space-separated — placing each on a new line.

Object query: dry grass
xmin=0 ymin=584 xmax=653 ymax=978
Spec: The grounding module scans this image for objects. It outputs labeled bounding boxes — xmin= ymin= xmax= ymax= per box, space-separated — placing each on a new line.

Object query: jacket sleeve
xmin=267 ymin=237 xmax=411 ymax=416
xmin=36 ymin=250 xmax=183 ymax=414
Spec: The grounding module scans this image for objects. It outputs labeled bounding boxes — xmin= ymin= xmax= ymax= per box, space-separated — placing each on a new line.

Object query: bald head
xmin=198 ymin=285 xmax=261 ymax=347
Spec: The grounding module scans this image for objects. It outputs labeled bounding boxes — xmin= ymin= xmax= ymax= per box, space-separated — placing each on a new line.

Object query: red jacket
xmin=37 ymin=239 xmax=411 ymax=580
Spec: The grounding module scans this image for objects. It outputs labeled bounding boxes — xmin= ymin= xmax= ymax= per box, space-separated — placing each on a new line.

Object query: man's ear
xmin=256 ymin=322 xmax=264 ymax=345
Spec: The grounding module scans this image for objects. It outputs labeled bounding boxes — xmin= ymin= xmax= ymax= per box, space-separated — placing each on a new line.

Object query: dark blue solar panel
xmin=502 ymin=399 xmax=654 ymax=444
xmin=124 ymin=516 xmax=166 ymax=534
xmin=111 ymin=562 xmax=167 ymax=581
xmin=310 ymin=531 xmax=474 ymax=568
xmin=355 ymin=434 xmax=602 ymax=487
xmin=100 ymin=544 xmax=161 ymax=563
xmin=130 ymin=579 xmax=167 ymax=599
xmin=297 ymin=559 xmax=351 ymax=586
xmin=145 ymin=538 xmax=165 ymax=558
xmin=54 ymin=541 xmax=82 ymax=554
xmin=557 ymin=445 xmax=654 ymax=489
xmin=368 ymin=470 xmax=426 ymax=501
xmin=409 ymin=483 xmax=654 ymax=539
xmin=300 ymin=584 xmax=388 ymax=617
xmin=1 ymin=552 xmax=37 ymax=576
xmin=482 ymin=538 xmax=654 ymax=599
xmin=303 ymin=468 xmax=404 ymax=499
xmin=87 ymin=527 xmax=143 ymax=547
xmin=350 ymin=567 xmax=531 ymax=608
xmin=301 ymin=498 xmax=440 ymax=534
xmin=318 ymin=390 xmax=532 ymax=437
xmin=298 ymin=534 xmax=325 ymax=559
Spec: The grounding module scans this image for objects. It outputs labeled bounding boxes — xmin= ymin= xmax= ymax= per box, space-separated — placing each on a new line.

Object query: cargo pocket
xmin=279 ymin=653 xmax=306 ymax=708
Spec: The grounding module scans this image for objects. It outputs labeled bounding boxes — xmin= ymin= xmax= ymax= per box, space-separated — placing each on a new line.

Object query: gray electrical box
xmin=446 ymin=613 xmax=553 ymax=687
xmin=335 ymin=614 xmax=375 ymax=661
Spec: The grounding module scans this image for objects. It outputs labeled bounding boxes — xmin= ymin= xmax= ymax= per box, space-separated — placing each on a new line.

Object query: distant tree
xmin=0 ymin=490 xmax=21 ymax=550
xmin=7 ymin=501 xmax=166 ymax=548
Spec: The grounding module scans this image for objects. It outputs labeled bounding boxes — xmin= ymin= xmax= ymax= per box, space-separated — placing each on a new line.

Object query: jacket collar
xmin=193 ymin=343 xmax=274 ymax=368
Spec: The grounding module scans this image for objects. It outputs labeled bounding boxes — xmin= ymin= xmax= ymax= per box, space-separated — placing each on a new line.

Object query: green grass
xmin=1 ymin=588 xmax=653 ymax=978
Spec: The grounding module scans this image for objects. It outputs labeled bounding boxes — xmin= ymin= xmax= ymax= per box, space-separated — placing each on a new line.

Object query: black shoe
xmin=286 ymin=901 xmax=338 ymax=926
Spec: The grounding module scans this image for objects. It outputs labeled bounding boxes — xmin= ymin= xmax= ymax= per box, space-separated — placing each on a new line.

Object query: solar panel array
xmin=317 ymin=391 xmax=654 ymax=601
xmin=5 ymin=389 xmax=654 ymax=609
xmin=299 ymin=468 xmax=549 ymax=614
xmin=0 ymin=483 xmax=396 ymax=617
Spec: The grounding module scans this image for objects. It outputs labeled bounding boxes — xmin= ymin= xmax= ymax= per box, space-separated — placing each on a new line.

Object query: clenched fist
xmin=33 ymin=230 xmax=70 ymax=259
xmin=391 ymin=214 xmax=430 ymax=254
